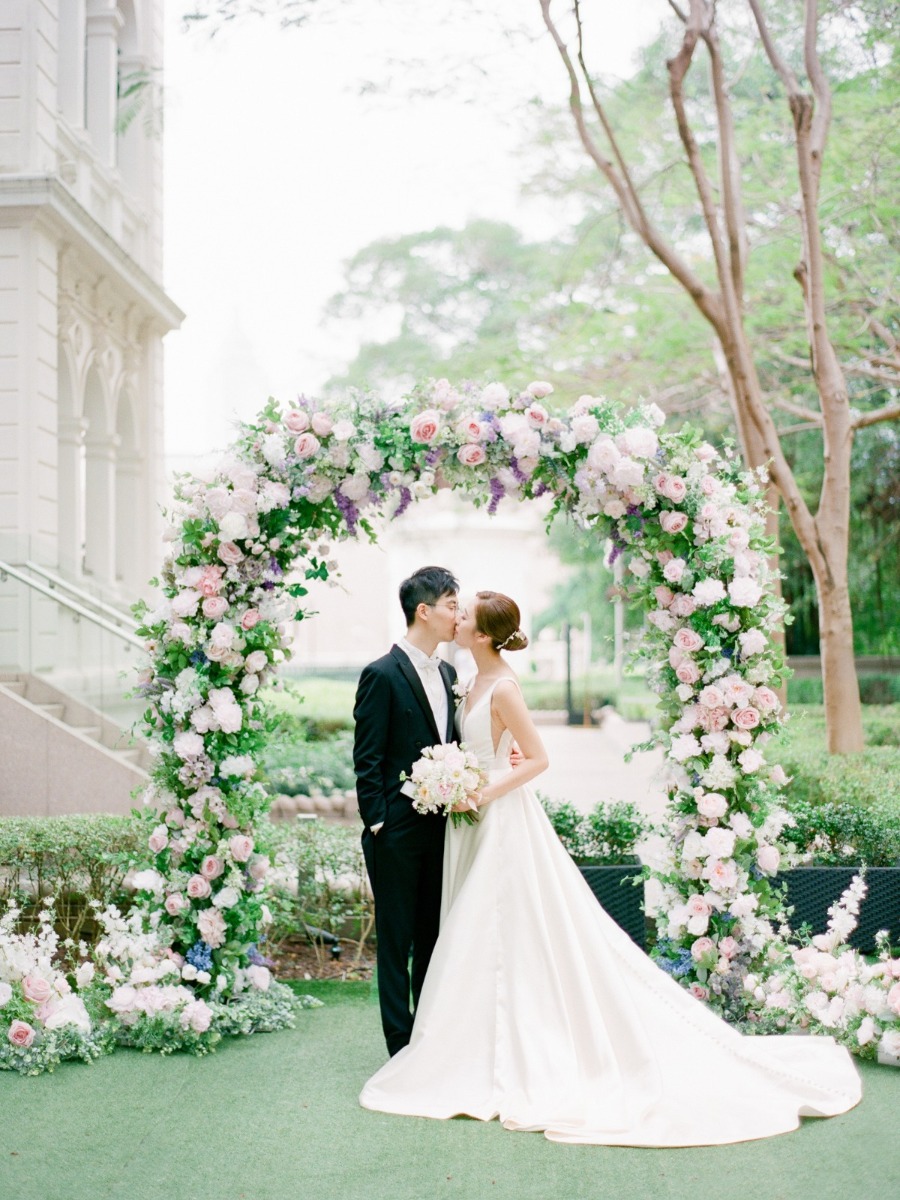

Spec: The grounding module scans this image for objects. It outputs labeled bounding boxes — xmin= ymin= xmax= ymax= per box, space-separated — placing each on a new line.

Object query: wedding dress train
xmin=359 ymin=681 xmax=861 ymax=1145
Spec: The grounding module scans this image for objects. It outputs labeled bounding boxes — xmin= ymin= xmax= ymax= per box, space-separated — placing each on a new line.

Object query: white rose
xmin=212 ymin=886 xmax=241 ymax=909
xmin=219 ymin=510 xmax=250 ymax=541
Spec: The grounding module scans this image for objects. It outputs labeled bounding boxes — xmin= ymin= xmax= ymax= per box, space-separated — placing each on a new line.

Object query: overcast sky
xmin=162 ymin=1 xmax=664 ymax=464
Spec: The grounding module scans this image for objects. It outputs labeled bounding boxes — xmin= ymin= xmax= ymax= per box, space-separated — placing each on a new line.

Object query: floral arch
xmin=129 ymin=377 xmax=796 ymax=1036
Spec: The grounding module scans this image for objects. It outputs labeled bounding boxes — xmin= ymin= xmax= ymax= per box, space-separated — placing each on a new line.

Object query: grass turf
xmin=1 ymin=982 xmax=897 ymax=1200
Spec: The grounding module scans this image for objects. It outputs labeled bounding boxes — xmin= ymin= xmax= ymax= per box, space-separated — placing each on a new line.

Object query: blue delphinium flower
xmin=186 ymin=941 xmax=214 ymax=972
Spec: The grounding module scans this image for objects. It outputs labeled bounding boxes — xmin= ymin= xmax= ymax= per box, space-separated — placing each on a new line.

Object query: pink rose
xmin=719 ymin=936 xmax=739 ymax=958
xmin=186 ymin=874 xmax=211 ymax=900
xmin=240 ymin=608 xmax=260 ymax=631
xmin=200 ymin=855 xmax=224 ymax=880
xmin=8 ymin=1020 xmax=35 ymax=1048
xmin=229 ymin=834 xmax=254 ymax=863
xmin=663 ymin=476 xmax=687 ymax=503
xmin=165 ymin=892 xmax=187 ymax=916
xmin=285 ymin=409 xmax=310 ymax=435
xmin=663 ymin=558 xmax=686 ymax=584
xmin=525 ymin=403 xmax=549 ymax=428
xmin=697 ymin=791 xmax=727 ymax=819
xmin=410 ymin=409 xmax=441 ymax=444
xmin=673 ymin=628 xmax=704 ymax=653
xmin=217 ymin=541 xmax=244 ymax=566
xmin=653 ymin=473 xmax=669 ymax=494
xmin=676 ymin=661 xmax=701 ymax=685
xmin=456 ymin=444 xmax=486 ymax=467
xmin=202 ymin=595 xmax=228 ymax=620
xmin=687 ymin=894 xmax=712 ymax=918
xmin=669 ymin=594 xmax=697 ymax=618
xmin=752 ymin=687 xmax=780 ymax=713
xmin=660 ymin=511 xmax=688 ymax=534
xmin=668 ymin=646 xmax=685 ymax=669
xmin=311 ymin=412 xmax=334 ymax=437
xmin=757 ymin=845 xmax=781 ymax=875
xmin=293 ymin=432 xmax=321 ymax=459
xmin=22 ymin=975 xmax=52 ymax=1004
xmin=245 ymin=650 xmax=268 ymax=674
xmin=148 ymin=825 xmax=169 ymax=855
xmin=248 ymin=855 xmax=269 ymax=882
xmin=457 ymin=415 xmax=484 ymax=443
xmin=698 ymin=685 xmax=724 ymax=710
xmin=166 ymin=807 xmax=186 ymax=829
xmin=197 ymin=566 xmax=224 ymax=597
xmin=654 ymin=586 xmax=675 ymax=608
xmin=732 ymin=706 xmax=761 ymax=730
xmin=887 ymin=983 xmax=900 ymax=1016
xmin=689 ymin=983 xmax=709 ymax=1001
xmin=701 ymin=475 xmax=717 ymax=495
xmin=691 ymin=937 xmax=715 ymax=961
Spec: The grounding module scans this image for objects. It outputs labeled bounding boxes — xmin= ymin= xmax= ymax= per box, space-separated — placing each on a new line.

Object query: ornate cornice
xmin=0 ymin=175 xmax=184 ymax=333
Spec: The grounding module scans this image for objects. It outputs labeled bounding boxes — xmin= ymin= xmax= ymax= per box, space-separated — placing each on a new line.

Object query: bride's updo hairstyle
xmin=475 ymin=591 xmax=529 ymax=652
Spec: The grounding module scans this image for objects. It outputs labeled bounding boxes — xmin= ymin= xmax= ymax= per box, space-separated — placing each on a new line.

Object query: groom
xmin=353 ymin=565 xmax=459 ymax=1056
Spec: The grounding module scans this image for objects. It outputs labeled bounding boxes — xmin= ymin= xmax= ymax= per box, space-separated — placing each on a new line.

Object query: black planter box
xmin=775 ymin=866 xmax=900 ymax=953
xmin=577 ymin=862 xmax=645 ymax=949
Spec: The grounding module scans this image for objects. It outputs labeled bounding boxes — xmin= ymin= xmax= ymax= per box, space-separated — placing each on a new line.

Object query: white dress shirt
xmin=398 ymin=637 xmax=449 ymax=744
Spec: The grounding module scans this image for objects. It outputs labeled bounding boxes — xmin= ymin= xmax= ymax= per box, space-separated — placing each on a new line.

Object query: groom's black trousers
xmin=362 ymin=817 xmax=444 ymax=1057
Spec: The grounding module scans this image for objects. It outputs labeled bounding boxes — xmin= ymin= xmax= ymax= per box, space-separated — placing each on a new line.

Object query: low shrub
xmin=0 ymin=815 xmax=143 ymax=942
xmin=541 ymin=798 xmax=649 ymax=864
xmin=783 ymin=799 xmax=900 ymax=867
xmin=260 ymin=728 xmax=356 ymax=798
xmin=257 ymin=818 xmax=373 ymax=966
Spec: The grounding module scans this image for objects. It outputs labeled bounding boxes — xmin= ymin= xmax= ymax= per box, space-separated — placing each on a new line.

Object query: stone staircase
xmin=0 ymin=673 xmax=150 ymax=817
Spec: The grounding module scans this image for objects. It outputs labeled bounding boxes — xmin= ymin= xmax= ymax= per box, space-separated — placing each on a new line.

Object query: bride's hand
xmin=451 ymin=795 xmax=478 ymax=813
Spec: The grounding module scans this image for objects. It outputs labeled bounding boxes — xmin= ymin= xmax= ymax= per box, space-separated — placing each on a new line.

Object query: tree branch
xmin=702 ymin=18 xmax=748 ymax=301
xmin=772 ymin=396 xmax=823 ymax=423
xmin=851 ymin=404 xmax=900 ymax=431
xmin=539 ymin=0 xmax=723 ymax=326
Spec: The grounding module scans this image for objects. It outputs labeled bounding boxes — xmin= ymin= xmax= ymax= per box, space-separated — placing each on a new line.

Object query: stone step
xmin=36 ymin=701 xmax=66 ymax=721
xmin=71 ymin=725 xmax=102 ymax=740
xmin=1 ymin=681 xmax=25 ymax=696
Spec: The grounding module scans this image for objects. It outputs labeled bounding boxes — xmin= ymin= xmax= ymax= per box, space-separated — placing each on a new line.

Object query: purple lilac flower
xmin=335 ymin=490 xmax=360 ymax=535
xmin=394 ymin=486 xmax=413 ymax=519
xmin=425 ymin=448 xmax=442 ymax=468
xmin=509 ymin=457 xmax=527 ymax=485
xmin=487 ymin=477 xmax=505 ymax=516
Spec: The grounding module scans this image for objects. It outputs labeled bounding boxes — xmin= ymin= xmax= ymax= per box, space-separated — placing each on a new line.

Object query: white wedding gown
xmin=359 ymin=681 xmax=861 ymax=1145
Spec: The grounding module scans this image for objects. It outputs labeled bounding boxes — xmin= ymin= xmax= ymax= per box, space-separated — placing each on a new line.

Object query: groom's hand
xmin=508 ymin=742 xmax=523 ymax=769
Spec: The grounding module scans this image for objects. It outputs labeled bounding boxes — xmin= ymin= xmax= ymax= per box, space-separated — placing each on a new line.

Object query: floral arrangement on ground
xmin=3 ymin=378 xmax=897 ymax=1074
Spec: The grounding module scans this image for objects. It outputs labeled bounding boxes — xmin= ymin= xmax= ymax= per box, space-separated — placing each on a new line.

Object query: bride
xmin=359 ymin=591 xmax=861 ymax=1145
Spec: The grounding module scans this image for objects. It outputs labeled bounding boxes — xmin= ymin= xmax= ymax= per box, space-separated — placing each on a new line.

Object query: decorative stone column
xmin=115 ymin=449 xmax=143 ymax=594
xmin=57 ymin=1 xmax=87 ymax=128
xmin=85 ymin=1 xmax=123 ymax=168
xmin=57 ymin=415 xmax=88 ymax=578
xmin=83 ymin=431 xmax=119 ymax=583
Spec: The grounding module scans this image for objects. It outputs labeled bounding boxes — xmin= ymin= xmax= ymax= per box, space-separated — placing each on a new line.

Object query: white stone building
xmin=0 ymin=1 xmax=182 ymax=814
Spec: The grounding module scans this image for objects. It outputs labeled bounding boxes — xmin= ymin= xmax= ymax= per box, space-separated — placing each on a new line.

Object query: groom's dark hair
xmin=400 ymin=566 xmax=459 ymax=626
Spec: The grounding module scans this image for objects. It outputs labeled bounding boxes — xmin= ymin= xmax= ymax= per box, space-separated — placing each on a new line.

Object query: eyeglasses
xmin=428 ymin=601 xmax=459 ymax=615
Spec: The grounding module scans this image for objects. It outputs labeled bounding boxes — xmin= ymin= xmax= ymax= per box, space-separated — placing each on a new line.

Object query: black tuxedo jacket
xmin=353 ymin=645 xmax=458 ymax=832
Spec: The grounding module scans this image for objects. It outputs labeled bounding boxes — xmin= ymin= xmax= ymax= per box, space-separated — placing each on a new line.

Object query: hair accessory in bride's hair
xmin=498 ymin=629 xmax=524 ymax=650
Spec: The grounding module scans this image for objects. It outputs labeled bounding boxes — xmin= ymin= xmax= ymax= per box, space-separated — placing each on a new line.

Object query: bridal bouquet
xmin=402 ymin=742 xmax=485 ymax=827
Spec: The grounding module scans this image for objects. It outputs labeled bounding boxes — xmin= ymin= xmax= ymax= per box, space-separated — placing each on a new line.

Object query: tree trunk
xmin=816 ymin=574 xmax=864 ymax=752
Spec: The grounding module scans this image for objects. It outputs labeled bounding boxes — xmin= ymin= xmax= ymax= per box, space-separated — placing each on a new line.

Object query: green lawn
xmin=1 ymin=982 xmax=897 ymax=1200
